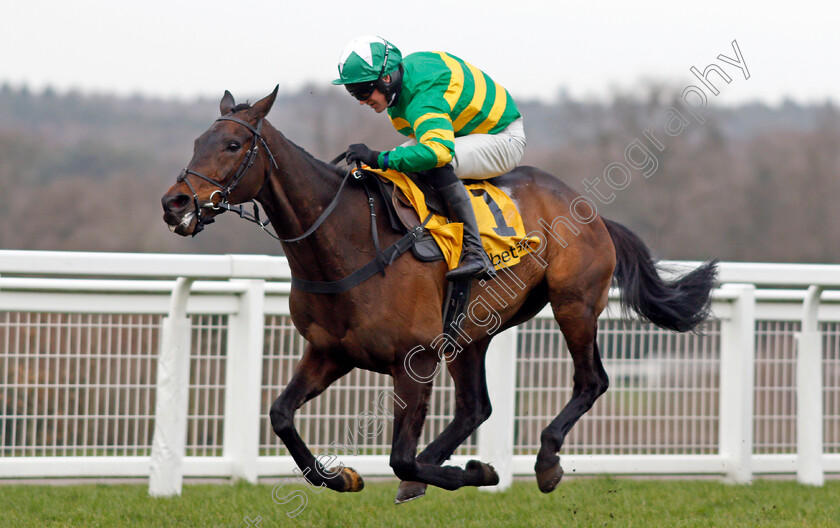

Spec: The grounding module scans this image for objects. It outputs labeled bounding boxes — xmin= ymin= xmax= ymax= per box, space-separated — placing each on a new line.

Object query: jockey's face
xmin=359 ymin=88 xmax=388 ymax=113
xmin=354 ymin=74 xmax=390 ymax=114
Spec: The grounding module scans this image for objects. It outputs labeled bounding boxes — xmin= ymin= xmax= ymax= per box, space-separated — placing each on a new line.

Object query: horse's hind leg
xmin=395 ymin=338 xmax=495 ymax=503
xmin=269 ymin=345 xmax=359 ymax=492
xmin=535 ymin=304 xmax=609 ymax=493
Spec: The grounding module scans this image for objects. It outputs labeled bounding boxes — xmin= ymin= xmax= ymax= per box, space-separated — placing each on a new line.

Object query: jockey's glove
xmin=346 ymin=143 xmax=381 ymax=169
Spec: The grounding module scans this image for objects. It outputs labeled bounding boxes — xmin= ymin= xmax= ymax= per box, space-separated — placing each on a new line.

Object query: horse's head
xmin=161 ymin=86 xmax=279 ymax=236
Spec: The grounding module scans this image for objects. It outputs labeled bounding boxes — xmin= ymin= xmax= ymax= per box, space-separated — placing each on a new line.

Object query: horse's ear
xmin=220 ymin=90 xmax=236 ymax=115
xmin=249 ymin=85 xmax=279 ymax=120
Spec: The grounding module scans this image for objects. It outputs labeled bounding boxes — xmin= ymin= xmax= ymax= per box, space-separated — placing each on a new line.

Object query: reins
xmin=177 ymin=117 xmax=361 ymax=243
xmin=175 ymin=119 xmax=434 ymax=294
xmin=285 ymin=157 xmax=435 ymax=294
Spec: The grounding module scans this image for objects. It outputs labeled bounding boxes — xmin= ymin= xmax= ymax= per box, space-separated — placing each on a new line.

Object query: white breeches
xmin=400 ymin=117 xmax=526 ymax=180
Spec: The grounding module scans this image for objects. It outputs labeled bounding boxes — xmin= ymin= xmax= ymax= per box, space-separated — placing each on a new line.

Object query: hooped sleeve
xmin=380 ymin=97 xmax=456 ymax=173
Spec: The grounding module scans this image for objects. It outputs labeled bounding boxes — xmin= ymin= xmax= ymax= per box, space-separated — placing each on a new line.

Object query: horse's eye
xmin=226 ymin=142 xmax=241 ymax=152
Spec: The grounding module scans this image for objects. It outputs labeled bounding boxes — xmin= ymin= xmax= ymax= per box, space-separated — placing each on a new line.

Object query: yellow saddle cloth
xmin=367 ymin=168 xmax=541 ymax=271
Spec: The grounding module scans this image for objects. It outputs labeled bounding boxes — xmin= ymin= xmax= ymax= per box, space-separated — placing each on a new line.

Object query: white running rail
xmin=0 ymin=250 xmax=839 ymax=495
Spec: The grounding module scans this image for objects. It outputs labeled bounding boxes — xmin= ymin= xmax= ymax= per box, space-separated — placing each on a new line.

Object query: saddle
xmin=288 ymin=168 xmax=447 ymax=295
xmin=368 ymin=171 xmax=447 ymax=264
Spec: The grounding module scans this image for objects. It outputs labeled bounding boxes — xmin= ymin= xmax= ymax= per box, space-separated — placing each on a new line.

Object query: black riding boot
xmin=435 ymin=179 xmax=496 ymax=282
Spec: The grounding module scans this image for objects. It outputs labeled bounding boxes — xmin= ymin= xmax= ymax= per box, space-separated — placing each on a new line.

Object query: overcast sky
xmin=3 ymin=1 xmax=836 ymax=105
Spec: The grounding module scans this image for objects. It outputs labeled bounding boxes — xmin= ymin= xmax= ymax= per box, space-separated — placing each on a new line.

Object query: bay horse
xmin=161 ymin=87 xmax=717 ymax=501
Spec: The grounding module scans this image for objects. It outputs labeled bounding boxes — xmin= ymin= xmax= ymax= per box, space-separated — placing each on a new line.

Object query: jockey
xmin=333 ymin=35 xmax=526 ymax=282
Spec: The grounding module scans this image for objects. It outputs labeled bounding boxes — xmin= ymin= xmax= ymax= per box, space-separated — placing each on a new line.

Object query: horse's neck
xmin=258 ymin=125 xmax=368 ymax=282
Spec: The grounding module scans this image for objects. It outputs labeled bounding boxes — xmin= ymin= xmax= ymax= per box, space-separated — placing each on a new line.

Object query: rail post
xmin=149 ymin=277 xmax=195 ymax=496
xmin=796 ymin=285 xmax=824 ymax=485
xmin=478 ymin=326 xmax=518 ymax=491
xmin=223 ymin=279 xmax=266 ymax=483
xmin=718 ymin=283 xmax=755 ymax=484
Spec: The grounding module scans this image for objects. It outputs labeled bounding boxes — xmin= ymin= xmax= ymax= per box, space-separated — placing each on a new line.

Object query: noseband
xmin=176 ymin=115 xmax=279 ymax=236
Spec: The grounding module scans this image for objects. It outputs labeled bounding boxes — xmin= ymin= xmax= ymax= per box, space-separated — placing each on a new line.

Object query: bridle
xmin=174 ymin=115 xmax=368 ymax=244
xmin=175 ymin=115 xmax=279 ymax=236
xmin=173 ymin=113 xmax=434 ymax=294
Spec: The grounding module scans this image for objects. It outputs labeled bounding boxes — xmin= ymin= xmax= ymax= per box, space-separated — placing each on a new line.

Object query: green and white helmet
xmin=332 ymin=35 xmax=402 ymax=85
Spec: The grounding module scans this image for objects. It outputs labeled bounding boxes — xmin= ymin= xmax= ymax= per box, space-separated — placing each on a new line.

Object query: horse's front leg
xmin=389 ymin=349 xmax=498 ymax=496
xmin=269 ymin=345 xmax=361 ymax=492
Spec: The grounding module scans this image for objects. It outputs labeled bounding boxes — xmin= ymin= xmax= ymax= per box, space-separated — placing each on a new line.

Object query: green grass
xmin=2 ymin=477 xmax=839 ymax=528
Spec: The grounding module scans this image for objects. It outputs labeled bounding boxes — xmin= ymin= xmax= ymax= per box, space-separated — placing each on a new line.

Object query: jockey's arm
xmin=382 ymin=98 xmax=456 ymax=173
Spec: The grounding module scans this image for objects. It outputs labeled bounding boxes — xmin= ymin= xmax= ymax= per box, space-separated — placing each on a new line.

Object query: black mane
xmin=274 ymin=129 xmax=347 ymax=178
xmin=291 ymin=140 xmax=348 ymax=177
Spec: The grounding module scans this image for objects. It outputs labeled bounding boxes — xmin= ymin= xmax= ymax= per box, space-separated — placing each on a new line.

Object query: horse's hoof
xmin=331 ymin=466 xmax=364 ymax=492
xmin=535 ymin=459 xmax=564 ymax=493
xmin=394 ymin=481 xmax=427 ymax=504
xmin=465 ymin=459 xmax=500 ymax=487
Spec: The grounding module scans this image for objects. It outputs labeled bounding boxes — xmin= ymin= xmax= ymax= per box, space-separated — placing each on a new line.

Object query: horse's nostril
xmin=173 ymin=195 xmax=189 ymax=209
xmin=163 ymin=193 xmax=190 ymax=212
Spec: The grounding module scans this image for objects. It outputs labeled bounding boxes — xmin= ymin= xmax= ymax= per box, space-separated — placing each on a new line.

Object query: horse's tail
xmin=603 ymin=218 xmax=718 ymax=333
